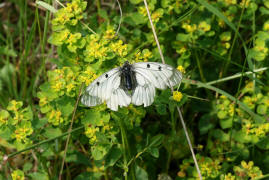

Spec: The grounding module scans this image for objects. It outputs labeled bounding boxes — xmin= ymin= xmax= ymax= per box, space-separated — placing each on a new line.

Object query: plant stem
xmin=117 ymin=117 xmax=128 ymax=180
xmin=206 ymin=67 xmax=268 ymax=85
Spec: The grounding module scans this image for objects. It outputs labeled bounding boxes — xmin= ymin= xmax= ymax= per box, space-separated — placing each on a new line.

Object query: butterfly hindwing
xmin=131 ymin=62 xmax=182 ymax=107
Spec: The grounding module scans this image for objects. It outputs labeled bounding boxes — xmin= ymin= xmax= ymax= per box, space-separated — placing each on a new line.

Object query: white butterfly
xmin=81 ymin=61 xmax=182 ymax=111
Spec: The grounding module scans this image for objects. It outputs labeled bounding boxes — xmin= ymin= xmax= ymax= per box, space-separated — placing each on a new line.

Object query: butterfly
xmin=81 ymin=61 xmax=182 ymax=111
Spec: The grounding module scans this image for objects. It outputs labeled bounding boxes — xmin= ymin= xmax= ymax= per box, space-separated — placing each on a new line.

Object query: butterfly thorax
xmin=120 ymin=61 xmax=137 ymax=91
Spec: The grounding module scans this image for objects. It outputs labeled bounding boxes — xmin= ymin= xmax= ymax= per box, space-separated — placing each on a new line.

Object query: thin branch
xmin=114 ymin=0 xmax=122 ymax=37
xmin=143 ymin=0 xmax=202 ymax=179
xmin=206 ymin=67 xmax=268 ymax=86
xmin=58 ymin=85 xmax=83 ymax=180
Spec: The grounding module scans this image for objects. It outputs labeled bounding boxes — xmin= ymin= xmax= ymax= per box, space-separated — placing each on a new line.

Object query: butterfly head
xmin=121 ymin=61 xmax=132 ymax=73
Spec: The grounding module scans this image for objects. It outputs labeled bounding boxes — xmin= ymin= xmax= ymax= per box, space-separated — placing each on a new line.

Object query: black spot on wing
xmin=105 ymin=74 xmax=108 ymax=78
xmin=147 ymin=64 xmax=150 ymax=68
xmin=158 ymin=66 xmax=162 ymax=71
xmin=97 ymin=82 xmax=100 ymax=86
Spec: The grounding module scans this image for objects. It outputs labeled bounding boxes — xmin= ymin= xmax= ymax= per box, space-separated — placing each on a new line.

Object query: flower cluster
xmin=38 ymin=66 xmax=97 ymax=126
xmin=49 ymin=0 xmax=87 ymax=53
xmin=0 ymin=100 xmax=33 ymax=148
xmin=11 ymin=169 xmax=25 ymax=180
xmin=249 ymin=31 xmax=269 ymax=61
xmin=216 ymin=95 xmax=236 ymax=120
xmin=177 ymin=155 xmax=222 ymax=179
xmin=52 ymin=0 xmax=87 ymax=27
xmin=83 ymin=33 xmax=128 ymax=64
xmin=134 ymin=49 xmax=153 ymax=63
xmin=172 ymin=91 xmax=183 ymax=102
xmin=220 ymin=161 xmax=263 ymax=179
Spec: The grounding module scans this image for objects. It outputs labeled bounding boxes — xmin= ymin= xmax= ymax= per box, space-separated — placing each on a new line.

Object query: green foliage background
xmin=0 ymin=0 xmax=269 ymax=179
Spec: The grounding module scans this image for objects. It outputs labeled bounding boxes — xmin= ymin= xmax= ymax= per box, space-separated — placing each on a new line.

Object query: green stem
xmin=194 ymin=49 xmax=206 ymax=83
xmin=206 ymin=67 xmax=268 ymax=86
xmin=117 ymin=117 xmax=136 ymax=180
xmin=223 ymin=0 xmax=246 ymax=76
xmin=117 ymin=117 xmax=128 ymax=180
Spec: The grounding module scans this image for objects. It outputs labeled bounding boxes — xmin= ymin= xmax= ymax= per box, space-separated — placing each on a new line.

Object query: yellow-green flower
xmin=48 ymin=109 xmax=64 ymax=126
xmin=13 ymin=121 xmax=33 ymax=142
xmin=0 ymin=110 xmax=9 ymax=126
xmin=85 ymin=126 xmax=100 ymax=144
xmin=224 ymin=0 xmax=237 ymax=5
xmin=177 ymin=65 xmax=185 ymax=73
xmin=263 ymin=21 xmax=269 ymax=31
xmin=104 ymin=27 xmax=115 ymax=39
xmin=173 ymin=91 xmax=183 ymax=102
xmin=198 ymin=21 xmax=211 ymax=32
xmin=182 ymin=23 xmax=197 ymax=33
xmin=223 ymin=173 xmax=236 ymax=180
xmin=110 ymin=40 xmax=127 ymax=57
xmin=11 ymin=170 xmax=25 ymax=180
xmin=152 ymin=9 xmax=164 ymax=23
xmin=7 ymin=100 xmax=23 ymax=112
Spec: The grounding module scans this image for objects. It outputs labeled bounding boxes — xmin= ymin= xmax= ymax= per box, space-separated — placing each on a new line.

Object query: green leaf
xmin=148 ymin=134 xmax=164 ymax=148
xmin=74 ymin=172 xmax=102 ymax=180
xmin=176 ymin=33 xmax=190 ymax=42
xmin=211 ymin=129 xmax=230 ymax=142
xmin=82 ymin=110 xmax=101 ymax=126
xmin=44 ymin=127 xmax=62 ymax=138
xmin=32 ymin=117 xmax=48 ymax=129
xmin=57 ymin=96 xmax=75 ymax=117
xmin=198 ymin=114 xmax=214 ymax=135
xmin=91 ymin=145 xmax=110 ymax=160
xmin=220 ymin=118 xmax=233 ymax=129
xmin=135 ymin=165 xmax=148 ymax=180
xmin=217 ymin=110 xmax=227 ymax=119
xmin=129 ymin=13 xmax=147 ymax=25
xmin=28 ymin=172 xmax=49 ymax=180
xmin=148 ymin=147 xmax=159 ymax=158
xmin=156 ymin=104 xmax=167 ymax=115
xmin=257 ymin=104 xmax=267 ymax=115
xmin=98 ymin=9 xmax=108 ymax=20
xmin=257 ymin=137 xmax=269 ymax=150
xmin=65 ymin=151 xmax=91 ymax=166
xmin=105 ymin=147 xmax=122 ymax=167
xmin=233 ymin=130 xmax=251 ymax=143
xmin=130 ymin=0 xmax=143 ymax=4
xmin=23 ymin=162 xmax=33 ymax=172
xmin=0 ymin=46 xmax=17 ymax=57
